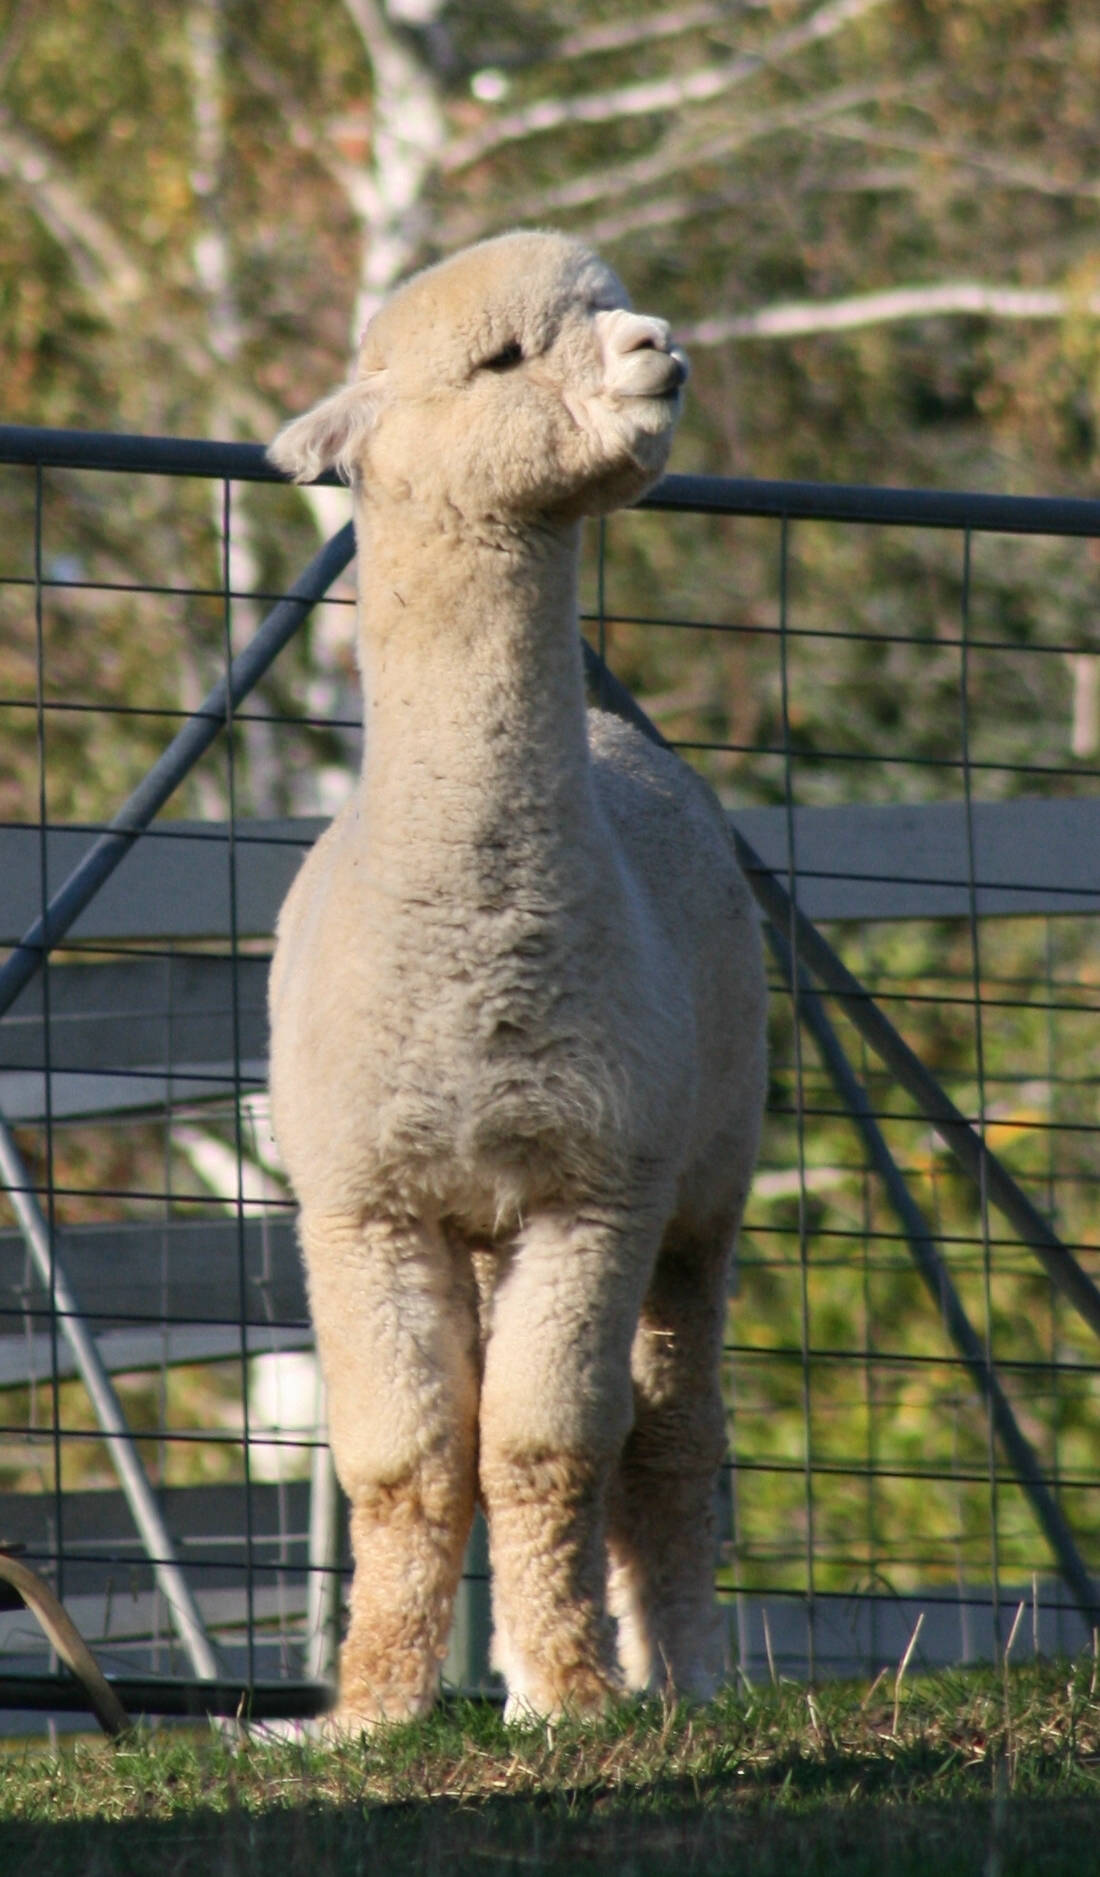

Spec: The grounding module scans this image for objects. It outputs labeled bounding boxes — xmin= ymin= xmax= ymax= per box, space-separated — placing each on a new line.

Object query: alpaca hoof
xmin=324 ymin=1692 xmax=432 ymax=1740
xmin=322 ymin=1705 xmax=381 ymax=1742
xmin=502 ymin=1690 xmax=548 ymax=1728
xmin=501 ymin=1669 xmax=619 ymax=1728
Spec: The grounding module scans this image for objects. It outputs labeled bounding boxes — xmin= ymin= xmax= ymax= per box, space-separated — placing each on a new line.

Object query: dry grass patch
xmin=1 ymin=1662 xmax=1098 ymax=1874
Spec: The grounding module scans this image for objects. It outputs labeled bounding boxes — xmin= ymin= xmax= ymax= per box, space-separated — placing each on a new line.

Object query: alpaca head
xmin=269 ymin=230 xmax=689 ymax=525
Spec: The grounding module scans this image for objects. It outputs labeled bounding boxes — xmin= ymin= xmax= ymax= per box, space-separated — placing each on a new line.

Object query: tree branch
xmin=0 ymin=106 xmax=145 ymax=304
xmin=547 ymin=1 xmax=774 ymax=64
xmin=573 ymin=164 xmax=920 ymax=251
xmin=442 ymin=0 xmax=891 ymax=173
xmin=0 ymin=105 xmax=281 ymax=435
xmin=681 ymin=280 xmax=1099 ymax=345
xmin=231 ymin=39 xmax=367 ymax=205
xmin=819 ymin=113 xmax=1100 ymax=202
xmin=489 ymin=78 xmax=918 ymax=225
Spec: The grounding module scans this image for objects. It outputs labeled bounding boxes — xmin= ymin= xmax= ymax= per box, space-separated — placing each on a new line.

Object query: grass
xmin=2 ymin=1661 xmax=1099 ymax=1874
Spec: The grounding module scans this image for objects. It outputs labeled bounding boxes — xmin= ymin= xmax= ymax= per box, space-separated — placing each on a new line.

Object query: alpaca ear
xmin=268 ymin=374 xmax=385 ymax=484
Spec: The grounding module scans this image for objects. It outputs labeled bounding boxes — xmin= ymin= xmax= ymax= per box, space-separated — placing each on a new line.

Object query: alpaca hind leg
xmin=478 ymin=1203 xmax=661 ymax=1721
xmin=607 ymin=1234 xmax=731 ymax=1701
xmin=301 ymin=1210 xmax=479 ymax=1730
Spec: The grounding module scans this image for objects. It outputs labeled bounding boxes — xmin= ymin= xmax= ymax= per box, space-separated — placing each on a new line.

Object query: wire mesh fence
xmin=0 ymin=426 xmax=1097 ymax=1728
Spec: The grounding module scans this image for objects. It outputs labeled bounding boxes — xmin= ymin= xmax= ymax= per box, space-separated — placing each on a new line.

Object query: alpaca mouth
xmin=612 ymin=349 xmax=688 ymax=405
xmin=632 ymin=380 xmax=684 ymax=414
xmin=627 ymin=374 xmax=684 ymax=407
xmin=641 ymin=355 xmax=689 ymax=401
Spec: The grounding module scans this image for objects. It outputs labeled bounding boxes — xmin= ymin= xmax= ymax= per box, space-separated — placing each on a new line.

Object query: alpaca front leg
xmin=301 ymin=1210 xmax=479 ymax=1731
xmin=338 ymin=1449 xmax=473 ymax=1728
xmin=607 ymin=1236 xmax=731 ymax=1701
xmin=481 ymin=1447 xmax=621 ymax=1722
xmin=478 ymin=1205 xmax=659 ymax=1721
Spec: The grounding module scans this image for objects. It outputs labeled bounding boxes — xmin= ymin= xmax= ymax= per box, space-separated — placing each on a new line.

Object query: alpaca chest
xmin=273 ymin=919 xmax=682 ymax=1220
xmin=367 ymin=966 xmax=639 ymax=1183
xmin=269 ymin=791 xmax=698 ymax=1213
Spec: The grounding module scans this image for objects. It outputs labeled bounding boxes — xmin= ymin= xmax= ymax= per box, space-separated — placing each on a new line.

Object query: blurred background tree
xmin=2 ymin=0 xmax=1098 ymax=815
xmin=2 ymin=0 xmax=1098 ymax=477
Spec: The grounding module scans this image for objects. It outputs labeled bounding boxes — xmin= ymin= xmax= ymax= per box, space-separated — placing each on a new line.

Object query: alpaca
xmin=267 ymin=229 xmax=768 ymax=1728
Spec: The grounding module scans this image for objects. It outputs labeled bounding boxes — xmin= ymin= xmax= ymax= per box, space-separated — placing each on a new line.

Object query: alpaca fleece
xmin=268 ymin=229 xmax=768 ymax=1728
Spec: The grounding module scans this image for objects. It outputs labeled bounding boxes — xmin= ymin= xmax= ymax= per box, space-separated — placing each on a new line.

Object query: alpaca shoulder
xmin=588 ymin=709 xmax=753 ymax=927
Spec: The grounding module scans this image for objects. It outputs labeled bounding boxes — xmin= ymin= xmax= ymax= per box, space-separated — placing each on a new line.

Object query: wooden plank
xmin=0 ymin=1321 xmax=312 ymax=1387
xmin=0 ymin=820 xmax=323 ymax=944
xmin=0 ymin=955 xmax=270 ymax=1070
xmin=0 ymin=953 xmax=269 ymax=1118
xmin=1 ymin=799 xmax=1095 ymax=947
xmin=0 ymin=796 xmax=1092 ymax=1113
xmin=0 ymin=1214 xmax=305 ymax=1327
xmin=2 ymin=1476 xmax=1086 ymax=1692
xmin=0 ymin=1060 xmax=268 ymax=1122
xmin=0 ymin=1458 xmax=1087 ymax=1686
xmin=0 ymin=1479 xmax=316 ymax=1575
xmin=733 ymin=797 xmax=1100 ymax=921
xmin=0 ymin=1215 xmax=307 ymax=1386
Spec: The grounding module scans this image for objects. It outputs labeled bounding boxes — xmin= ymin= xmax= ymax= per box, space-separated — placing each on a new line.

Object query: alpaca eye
xmin=481 ymin=340 xmax=524 ymax=372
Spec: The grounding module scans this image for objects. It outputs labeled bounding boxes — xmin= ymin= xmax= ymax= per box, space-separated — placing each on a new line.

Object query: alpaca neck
xmin=353 ymin=506 xmax=596 ymax=853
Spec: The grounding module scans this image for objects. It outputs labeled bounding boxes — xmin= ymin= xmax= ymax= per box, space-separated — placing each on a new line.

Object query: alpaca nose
xmin=597 ymin=308 xmax=691 ymax=387
xmin=613 ymin=313 xmax=676 ymax=357
xmin=626 ymin=324 xmax=690 ymax=390
xmin=622 ymin=313 xmax=670 ymax=348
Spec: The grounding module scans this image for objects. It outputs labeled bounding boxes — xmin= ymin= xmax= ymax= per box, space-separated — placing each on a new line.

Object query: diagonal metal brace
xmin=734 ymin=829 xmax=1100 ymax=1342
xmin=765 ymin=921 xmax=1100 ymax=1632
xmin=0 ymin=522 xmax=355 ymax=1025
xmin=0 ymin=1113 xmax=220 ymax=1683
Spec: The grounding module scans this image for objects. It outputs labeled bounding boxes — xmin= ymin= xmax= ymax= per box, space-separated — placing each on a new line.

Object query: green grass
xmin=2 ymin=1663 xmax=1099 ymax=1874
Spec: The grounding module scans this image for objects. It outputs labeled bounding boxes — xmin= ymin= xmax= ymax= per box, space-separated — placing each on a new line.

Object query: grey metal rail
xmin=4 ymin=423 xmax=1100 ymax=535
xmin=0 ymin=1672 xmax=330 ymax=1721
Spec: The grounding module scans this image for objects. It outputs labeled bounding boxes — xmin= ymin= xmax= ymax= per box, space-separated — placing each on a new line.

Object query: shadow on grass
xmin=2 ymin=1786 xmax=1097 ymax=1877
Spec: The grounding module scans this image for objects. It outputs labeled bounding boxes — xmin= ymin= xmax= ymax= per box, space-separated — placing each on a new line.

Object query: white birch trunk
xmin=187 ymin=0 xmax=282 ymax=813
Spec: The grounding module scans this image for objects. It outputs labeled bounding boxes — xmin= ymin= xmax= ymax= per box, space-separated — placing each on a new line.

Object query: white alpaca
xmin=268 ymin=229 xmax=767 ymax=1728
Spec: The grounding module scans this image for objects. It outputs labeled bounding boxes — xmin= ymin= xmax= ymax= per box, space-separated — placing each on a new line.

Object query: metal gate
xmin=0 ymin=426 xmax=1096 ymax=1726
